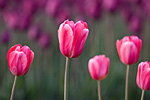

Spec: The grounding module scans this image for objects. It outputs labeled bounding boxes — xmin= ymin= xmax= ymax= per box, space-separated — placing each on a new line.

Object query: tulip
xmin=58 ymin=20 xmax=89 ymax=58
xmin=58 ymin=20 xmax=89 ymax=100
xmin=136 ymin=61 xmax=150 ymax=100
xmin=88 ymin=55 xmax=110 ymax=80
xmin=88 ymin=55 xmax=110 ymax=100
xmin=7 ymin=44 xmax=34 ymax=100
xmin=116 ymin=36 xmax=142 ymax=65
xmin=116 ymin=36 xmax=142 ymax=100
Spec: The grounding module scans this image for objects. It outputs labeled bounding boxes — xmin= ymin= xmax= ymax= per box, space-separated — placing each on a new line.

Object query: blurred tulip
xmin=28 ymin=25 xmax=41 ymax=41
xmin=45 ymin=0 xmax=60 ymax=17
xmin=128 ymin=15 xmax=142 ymax=34
xmin=21 ymin=0 xmax=37 ymax=16
xmin=17 ymin=13 xmax=31 ymax=30
xmin=3 ymin=10 xmax=31 ymax=30
xmin=58 ymin=20 xmax=89 ymax=58
xmin=38 ymin=33 xmax=51 ymax=49
xmin=116 ymin=36 xmax=142 ymax=65
xmin=85 ymin=0 xmax=102 ymax=20
xmin=34 ymin=0 xmax=47 ymax=8
xmin=121 ymin=6 xmax=133 ymax=21
xmin=0 ymin=0 xmax=6 ymax=9
xmin=3 ymin=11 xmax=18 ymax=29
xmin=56 ymin=8 xmax=70 ymax=25
xmin=136 ymin=61 xmax=150 ymax=90
xmin=7 ymin=44 xmax=34 ymax=76
xmin=103 ymin=0 xmax=119 ymax=12
xmin=88 ymin=55 xmax=110 ymax=80
xmin=1 ymin=30 xmax=11 ymax=44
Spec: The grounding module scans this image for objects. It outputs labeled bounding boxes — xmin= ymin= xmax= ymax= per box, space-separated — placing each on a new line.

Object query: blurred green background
xmin=0 ymin=0 xmax=150 ymax=100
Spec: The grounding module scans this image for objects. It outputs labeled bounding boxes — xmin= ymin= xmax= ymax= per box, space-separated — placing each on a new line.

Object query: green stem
xmin=10 ymin=76 xmax=17 ymax=100
xmin=64 ymin=57 xmax=69 ymax=100
xmin=141 ymin=90 xmax=145 ymax=100
xmin=125 ymin=65 xmax=130 ymax=100
xmin=98 ymin=81 xmax=101 ymax=100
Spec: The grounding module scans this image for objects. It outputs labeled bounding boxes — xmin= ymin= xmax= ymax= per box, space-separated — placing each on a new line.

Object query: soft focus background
xmin=0 ymin=0 xmax=150 ymax=100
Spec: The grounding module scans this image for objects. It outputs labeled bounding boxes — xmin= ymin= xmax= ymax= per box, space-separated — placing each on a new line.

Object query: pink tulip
xmin=88 ymin=55 xmax=110 ymax=80
xmin=58 ymin=20 xmax=89 ymax=58
xmin=116 ymin=36 xmax=142 ymax=65
xmin=136 ymin=61 xmax=150 ymax=90
xmin=7 ymin=44 xmax=34 ymax=76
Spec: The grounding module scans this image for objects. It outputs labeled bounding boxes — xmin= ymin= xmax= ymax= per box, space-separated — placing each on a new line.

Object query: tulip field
xmin=1 ymin=0 xmax=150 ymax=100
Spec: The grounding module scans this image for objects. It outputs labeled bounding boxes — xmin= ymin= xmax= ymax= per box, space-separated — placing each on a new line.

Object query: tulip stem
xmin=125 ymin=65 xmax=130 ymax=100
xmin=141 ymin=90 xmax=145 ymax=100
xmin=10 ymin=76 xmax=17 ymax=100
xmin=64 ymin=57 xmax=69 ymax=100
xmin=98 ymin=81 xmax=101 ymax=100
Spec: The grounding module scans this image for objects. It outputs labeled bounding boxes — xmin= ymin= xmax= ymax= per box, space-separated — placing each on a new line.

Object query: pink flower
xmin=58 ymin=20 xmax=89 ymax=58
xmin=7 ymin=44 xmax=34 ymax=76
xmin=136 ymin=61 xmax=150 ymax=90
xmin=116 ymin=36 xmax=142 ymax=65
xmin=88 ymin=55 xmax=110 ymax=80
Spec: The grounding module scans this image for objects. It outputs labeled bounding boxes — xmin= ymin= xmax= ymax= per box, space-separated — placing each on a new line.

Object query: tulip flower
xmin=58 ymin=20 xmax=89 ymax=58
xmin=116 ymin=36 xmax=142 ymax=100
xmin=136 ymin=61 xmax=150 ymax=100
xmin=7 ymin=44 xmax=34 ymax=100
xmin=88 ymin=55 xmax=110 ymax=100
xmin=58 ymin=20 xmax=89 ymax=100
xmin=116 ymin=36 xmax=142 ymax=65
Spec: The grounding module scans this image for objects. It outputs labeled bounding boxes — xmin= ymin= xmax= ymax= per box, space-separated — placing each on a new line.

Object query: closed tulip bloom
xmin=136 ymin=61 xmax=150 ymax=90
xmin=116 ymin=36 xmax=142 ymax=65
xmin=88 ymin=55 xmax=110 ymax=80
xmin=7 ymin=44 xmax=34 ymax=76
xmin=58 ymin=20 xmax=89 ymax=58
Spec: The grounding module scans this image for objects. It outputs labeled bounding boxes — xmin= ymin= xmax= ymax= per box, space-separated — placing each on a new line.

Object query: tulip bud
xmin=58 ymin=20 xmax=89 ymax=58
xmin=136 ymin=61 xmax=150 ymax=90
xmin=88 ymin=55 xmax=110 ymax=80
xmin=116 ymin=36 xmax=142 ymax=65
xmin=7 ymin=44 xmax=34 ymax=76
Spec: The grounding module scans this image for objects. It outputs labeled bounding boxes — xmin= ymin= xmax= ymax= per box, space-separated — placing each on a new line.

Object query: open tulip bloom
xmin=116 ymin=36 xmax=142 ymax=100
xmin=7 ymin=44 xmax=34 ymax=100
xmin=88 ymin=55 xmax=110 ymax=100
xmin=58 ymin=20 xmax=89 ymax=100
xmin=136 ymin=61 xmax=150 ymax=100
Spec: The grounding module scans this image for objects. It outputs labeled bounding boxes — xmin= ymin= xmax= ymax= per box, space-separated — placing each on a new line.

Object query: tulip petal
xmin=130 ymin=36 xmax=142 ymax=58
xmin=116 ymin=40 xmax=121 ymax=58
xmin=140 ymin=69 xmax=150 ymax=90
xmin=7 ymin=44 xmax=22 ymax=68
xmin=120 ymin=41 xmax=137 ymax=65
xmin=95 ymin=55 xmax=110 ymax=80
xmin=74 ymin=21 xmax=88 ymax=42
xmin=9 ymin=51 xmax=27 ymax=76
xmin=71 ymin=29 xmax=89 ymax=58
xmin=21 ymin=46 xmax=34 ymax=75
xmin=88 ymin=59 xmax=100 ymax=80
xmin=58 ymin=24 xmax=74 ymax=57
